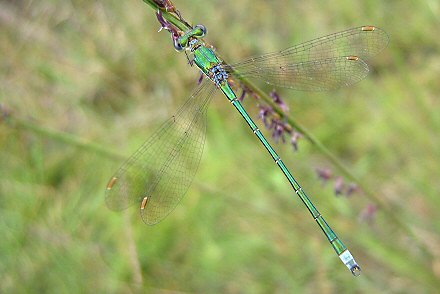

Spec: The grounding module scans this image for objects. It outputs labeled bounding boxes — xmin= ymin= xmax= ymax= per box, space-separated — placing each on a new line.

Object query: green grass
xmin=1 ymin=0 xmax=440 ymax=292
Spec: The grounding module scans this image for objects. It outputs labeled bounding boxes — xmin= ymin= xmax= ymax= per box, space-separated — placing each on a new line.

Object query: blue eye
xmin=194 ymin=24 xmax=207 ymax=37
xmin=173 ymin=39 xmax=184 ymax=51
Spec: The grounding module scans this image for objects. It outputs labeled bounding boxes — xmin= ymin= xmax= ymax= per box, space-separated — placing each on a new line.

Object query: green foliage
xmin=1 ymin=0 xmax=440 ymax=292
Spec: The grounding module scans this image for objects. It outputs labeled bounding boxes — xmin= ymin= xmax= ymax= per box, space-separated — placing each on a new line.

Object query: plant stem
xmin=142 ymin=0 xmax=191 ymax=31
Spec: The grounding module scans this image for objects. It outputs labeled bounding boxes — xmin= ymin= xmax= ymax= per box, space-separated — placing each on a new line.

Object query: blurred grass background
xmin=1 ymin=0 xmax=440 ymax=292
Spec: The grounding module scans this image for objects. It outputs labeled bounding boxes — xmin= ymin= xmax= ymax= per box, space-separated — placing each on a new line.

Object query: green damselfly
xmin=105 ymin=17 xmax=388 ymax=276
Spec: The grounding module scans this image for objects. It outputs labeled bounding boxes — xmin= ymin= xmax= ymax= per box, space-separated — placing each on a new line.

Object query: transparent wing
xmin=105 ymin=79 xmax=216 ymax=225
xmin=227 ymin=26 xmax=389 ymax=91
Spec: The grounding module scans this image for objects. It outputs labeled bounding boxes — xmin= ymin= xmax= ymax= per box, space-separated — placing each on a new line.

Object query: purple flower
xmin=156 ymin=11 xmax=180 ymax=41
xmin=346 ymin=183 xmax=359 ymax=197
xmin=290 ymin=131 xmax=302 ymax=151
xmin=270 ymin=119 xmax=287 ymax=143
xmin=359 ymin=203 xmax=377 ymax=224
xmin=334 ymin=176 xmax=345 ymax=196
xmin=259 ymin=105 xmax=274 ymax=128
xmin=239 ymin=89 xmax=247 ymax=102
xmin=316 ymin=167 xmax=333 ymax=185
xmin=270 ymin=90 xmax=289 ymax=113
xmin=154 ymin=1 xmax=191 ymax=34
xmin=156 ymin=0 xmax=177 ymax=11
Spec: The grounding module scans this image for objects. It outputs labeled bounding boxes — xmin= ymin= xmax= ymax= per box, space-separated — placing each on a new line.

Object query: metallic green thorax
xmin=193 ymin=46 xmax=218 ymax=75
xmin=193 ymin=46 xmax=236 ymax=101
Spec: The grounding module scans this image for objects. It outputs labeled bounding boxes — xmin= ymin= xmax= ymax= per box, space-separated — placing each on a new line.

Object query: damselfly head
xmin=176 ymin=24 xmax=207 ymax=52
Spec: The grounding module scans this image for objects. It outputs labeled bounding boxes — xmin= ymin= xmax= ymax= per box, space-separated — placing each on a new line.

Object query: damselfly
xmin=105 ymin=19 xmax=388 ymax=276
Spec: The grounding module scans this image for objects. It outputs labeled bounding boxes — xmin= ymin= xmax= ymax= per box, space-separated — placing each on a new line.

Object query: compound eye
xmin=194 ymin=24 xmax=207 ymax=37
xmin=173 ymin=39 xmax=184 ymax=51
